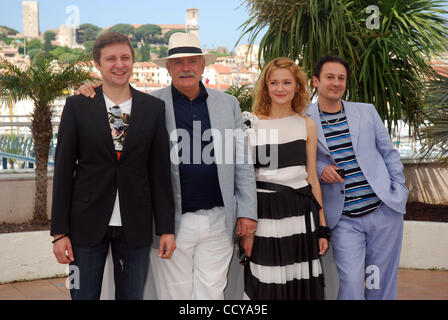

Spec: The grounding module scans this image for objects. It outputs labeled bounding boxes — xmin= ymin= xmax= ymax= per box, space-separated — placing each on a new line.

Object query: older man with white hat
xmin=149 ymin=32 xmax=257 ymax=300
xmin=76 ymin=32 xmax=257 ymax=300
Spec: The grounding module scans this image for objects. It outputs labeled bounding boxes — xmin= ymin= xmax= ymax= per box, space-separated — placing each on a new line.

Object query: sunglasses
xmin=110 ymin=105 xmax=124 ymax=131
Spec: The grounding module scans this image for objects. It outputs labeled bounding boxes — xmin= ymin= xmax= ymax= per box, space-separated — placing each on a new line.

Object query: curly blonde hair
xmin=252 ymin=57 xmax=308 ymax=116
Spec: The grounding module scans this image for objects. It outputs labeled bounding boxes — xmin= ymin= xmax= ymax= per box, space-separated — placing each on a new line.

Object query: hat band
xmin=168 ymin=46 xmax=203 ymax=56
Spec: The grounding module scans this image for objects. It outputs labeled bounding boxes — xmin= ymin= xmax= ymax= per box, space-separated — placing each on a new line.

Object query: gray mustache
xmin=178 ymin=72 xmax=196 ymax=78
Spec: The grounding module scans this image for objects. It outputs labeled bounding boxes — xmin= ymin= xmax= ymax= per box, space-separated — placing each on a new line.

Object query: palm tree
xmin=419 ymin=74 xmax=448 ymax=163
xmin=225 ymin=85 xmax=254 ymax=112
xmin=0 ymin=55 xmax=95 ymax=224
xmin=238 ymin=0 xmax=448 ymax=133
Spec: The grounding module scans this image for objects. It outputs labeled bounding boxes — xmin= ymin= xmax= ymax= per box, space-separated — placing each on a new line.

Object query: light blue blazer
xmin=150 ymin=85 xmax=257 ymax=245
xmin=307 ymin=101 xmax=409 ymax=229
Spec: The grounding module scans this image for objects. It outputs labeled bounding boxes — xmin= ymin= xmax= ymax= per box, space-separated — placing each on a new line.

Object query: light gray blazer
xmin=150 ymin=85 xmax=257 ymax=245
xmin=307 ymin=100 xmax=408 ymax=229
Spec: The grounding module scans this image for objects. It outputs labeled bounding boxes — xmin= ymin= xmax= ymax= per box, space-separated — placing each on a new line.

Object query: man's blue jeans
xmin=69 ymin=226 xmax=150 ymax=300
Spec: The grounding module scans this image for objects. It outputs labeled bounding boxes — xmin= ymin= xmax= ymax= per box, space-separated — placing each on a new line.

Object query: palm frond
xmin=238 ymin=0 xmax=448 ymax=134
xmin=0 ymin=54 xmax=95 ymax=110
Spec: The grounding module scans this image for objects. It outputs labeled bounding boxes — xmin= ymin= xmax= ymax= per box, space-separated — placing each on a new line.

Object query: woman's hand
xmin=319 ymin=238 xmax=328 ymax=256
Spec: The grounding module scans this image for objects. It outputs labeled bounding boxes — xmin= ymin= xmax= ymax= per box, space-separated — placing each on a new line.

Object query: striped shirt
xmin=320 ymin=107 xmax=381 ymax=217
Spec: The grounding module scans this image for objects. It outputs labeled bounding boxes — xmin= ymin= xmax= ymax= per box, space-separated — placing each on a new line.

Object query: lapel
xmin=204 ymin=88 xmax=225 ymax=187
xmin=157 ymin=86 xmax=179 ymax=164
xmin=205 ymin=88 xmax=223 ymax=137
xmin=343 ymin=101 xmax=361 ymax=152
xmin=205 ymin=88 xmax=226 ymax=171
xmin=308 ymin=101 xmax=330 ymax=153
xmin=90 ymin=85 xmax=116 ymax=159
xmin=159 ymin=85 xmax=177 ymax=135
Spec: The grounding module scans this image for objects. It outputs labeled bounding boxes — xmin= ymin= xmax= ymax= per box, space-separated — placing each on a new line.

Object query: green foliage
xmin=163 ymin=29 xmax=185 ymax=43
xmin=83 ymin=40 xmax=95 ymax=57
xmin=0 ymin=25 xmax=19 ymax=35
xmin=0 ymin=36 xmax=13 ymax=45
xmin=1 ymin=132 xmax=21 ymax=155
xmin=0 ymin=54 xmax=97 ymax=223
xmin=43 ymin=31 xmax=56 ymax=53
xmin=158 ymin=46 xmax=168 ymax=58
xmin=239 ymin=0 xmax=448 ymax=133
xmin=418 ymin=74 xmax=448 ymax=163
xmin=0 ymin=132 xmax=21 ymax=169
xmin=131 ymin=40 xmax=139 ymax=49
xmin=44 ymin=31 xmax=56 ymax=41
xmin=26 ymin=41 xmax=85 ymax=65
xmin=225 ymin=85 xmax=254 ymax=112
xmin=27 ymin=48 xmax=43 ymax=60
xmin=135 ymin=24 xmax=163 ymax=44
xmin=47 ymin=46 xmax=84 ymax=64
xmin=0 ymin=54 xmax=96 ymax=110
xmin=27 ymin=38 xmax=43 ymax=51
xmin=136 ymin=44 xmax=151 ymax=62
xmin=31 ymin=51 xmax=47 ymax=67
xmin=78 ymin=23 xmax=101 ymax=43
xmin=49 ymin=46 xmax=69 ymax=58
xmin=58 ymin=53 xmax=82 ymax=64
xmin=209 ymin=50 xmax=231 ymax=58
xmin=108 ymin=24 xmax=135 ymax=36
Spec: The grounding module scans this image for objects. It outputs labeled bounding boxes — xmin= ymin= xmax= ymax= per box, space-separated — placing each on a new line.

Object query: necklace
xmin=318 ymin=103 xmax=345 ymax=127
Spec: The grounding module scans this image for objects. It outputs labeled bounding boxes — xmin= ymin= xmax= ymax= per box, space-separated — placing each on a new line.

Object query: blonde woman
xmin=241 ymin=57 xmax=329 ymax=299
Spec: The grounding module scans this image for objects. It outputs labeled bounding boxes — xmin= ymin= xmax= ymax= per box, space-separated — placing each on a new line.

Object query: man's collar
xmin=316 ymin=98 xmax=345 ymax=113
xmin=171 ymin=81 xmax=208 ymax=102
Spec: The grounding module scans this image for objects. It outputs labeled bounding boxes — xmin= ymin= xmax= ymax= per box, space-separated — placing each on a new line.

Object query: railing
xmin=0 ymin=117 xmax=59 ymax=170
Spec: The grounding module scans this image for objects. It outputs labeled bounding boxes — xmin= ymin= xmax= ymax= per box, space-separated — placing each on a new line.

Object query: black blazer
xmin=50 ymin=86 xmax=174 ymax=247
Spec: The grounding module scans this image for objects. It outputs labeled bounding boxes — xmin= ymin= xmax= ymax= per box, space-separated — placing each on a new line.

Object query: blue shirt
xmin=172 ymin=82 xmax=224 ymax=213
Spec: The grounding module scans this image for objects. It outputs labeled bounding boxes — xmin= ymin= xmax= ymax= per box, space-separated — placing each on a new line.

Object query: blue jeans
xmin=69 ymin=226 xmax=150 ymax=300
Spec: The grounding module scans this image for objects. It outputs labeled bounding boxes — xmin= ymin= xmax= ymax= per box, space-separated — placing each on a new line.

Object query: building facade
xmin=55 ymin=24 xmax=82 ymax=49
xmin=186 ymin=8 xmax=199 ymax=37
xmin=22 ymin=1 xmax=40 ymax=38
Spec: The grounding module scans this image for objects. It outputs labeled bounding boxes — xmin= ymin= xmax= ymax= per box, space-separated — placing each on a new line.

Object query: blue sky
xmin=0 ymin=0 xmax=257 ymax=50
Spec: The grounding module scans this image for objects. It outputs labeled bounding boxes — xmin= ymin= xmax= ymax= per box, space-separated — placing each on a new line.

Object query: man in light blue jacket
xmin=308 ymin=55 xmax=408 ymax=300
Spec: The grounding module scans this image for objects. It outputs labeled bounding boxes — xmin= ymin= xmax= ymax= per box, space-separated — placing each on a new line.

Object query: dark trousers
xmin=69 ymin=226 xmax=150 ymax=300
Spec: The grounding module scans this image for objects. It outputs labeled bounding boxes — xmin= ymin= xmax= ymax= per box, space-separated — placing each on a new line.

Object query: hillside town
xmin=0 ymin=1 xmax=262 ymax=95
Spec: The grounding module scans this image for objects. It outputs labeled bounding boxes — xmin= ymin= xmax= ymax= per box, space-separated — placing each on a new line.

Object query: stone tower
xmin=186 ymin=8 xmax=199 ymax=37
xmin=22 ymin=1 xmax=40 ymax=38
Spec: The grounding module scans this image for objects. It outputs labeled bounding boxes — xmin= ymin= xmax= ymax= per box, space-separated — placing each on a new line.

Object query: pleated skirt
xmin=244 ymin=184 xmax=325 ymax=300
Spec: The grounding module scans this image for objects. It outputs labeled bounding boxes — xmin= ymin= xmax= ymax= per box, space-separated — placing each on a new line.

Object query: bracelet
xmin=52 ymin=234 xmax=67 ymax=244
xmin=318 ymin=226 xmax=331 ymax=240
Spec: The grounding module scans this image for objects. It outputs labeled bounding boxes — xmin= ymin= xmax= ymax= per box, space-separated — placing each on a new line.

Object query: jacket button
xmin=326 ymin=155 xmax=331 ymax=158
xmin=340 ymin=190 xmax=344 ymax=195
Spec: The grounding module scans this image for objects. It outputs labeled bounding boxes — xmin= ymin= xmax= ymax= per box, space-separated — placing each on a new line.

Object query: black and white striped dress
xmin=243 ymin=112 xmax=325 ymax=300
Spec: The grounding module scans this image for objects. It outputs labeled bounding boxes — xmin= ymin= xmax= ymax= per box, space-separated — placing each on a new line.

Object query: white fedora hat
xmin=153 ymin=32 xmax=217 ymax=68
